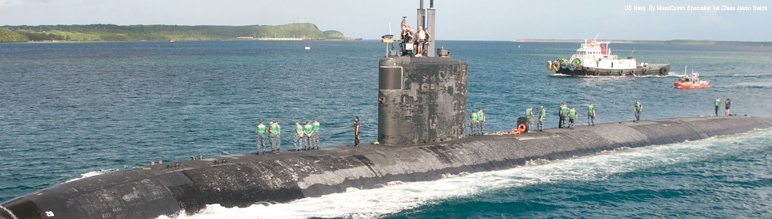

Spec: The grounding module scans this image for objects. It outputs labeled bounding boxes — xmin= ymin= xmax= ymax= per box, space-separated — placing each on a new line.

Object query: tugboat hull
xmin=547 ymin=38 xmax=671 ymax=77
xmin=554 ymin=64 xmax=670 ymax=76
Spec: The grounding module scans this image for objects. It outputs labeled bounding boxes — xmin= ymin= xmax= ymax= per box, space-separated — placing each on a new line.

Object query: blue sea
xmin=1 ymin=40 xmax=772 ymax=218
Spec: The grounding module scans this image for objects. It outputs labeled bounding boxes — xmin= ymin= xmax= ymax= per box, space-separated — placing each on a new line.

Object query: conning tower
xmin=378 ymin=0 xmax=468 ymax=146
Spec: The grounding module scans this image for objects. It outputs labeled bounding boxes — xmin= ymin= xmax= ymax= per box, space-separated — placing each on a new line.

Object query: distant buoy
xmin=304 ymin=46 xmax=311 ymax=50
xmin=518 ymin=45 xmax=521 ymax=48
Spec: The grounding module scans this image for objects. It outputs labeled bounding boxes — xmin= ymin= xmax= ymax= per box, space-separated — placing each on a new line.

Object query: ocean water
xmin=1 ymin=40 xmax=772 ymax=218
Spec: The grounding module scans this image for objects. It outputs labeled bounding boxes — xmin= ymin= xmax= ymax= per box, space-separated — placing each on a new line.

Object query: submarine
xmin=3 ymin=2 xmax=772 ymax=219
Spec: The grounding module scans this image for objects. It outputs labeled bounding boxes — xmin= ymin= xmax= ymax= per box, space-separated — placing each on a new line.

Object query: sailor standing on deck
xmin=353 ymin=116 xmax=360 ymax=147
xmin=415 ymin=26 xmax=429 ymax=57
xmin=558 ymin=104 xmax=563 ymax=128
xmin=274 ymin=121 xmax=282 ymax=152
xmin=478 ymin=108 xmax=486 ymax=135
xmin=312 ymin=118 xmax=320 ymax=150
xmin=256 ymin=120 xmax=267 ymax=154
xmin=587 ymin=103 xmax=595 ymax=126
xmin=469 ymin=111 xmax=479 ymax=136
xmin=525 ymin=107 xmax=534 ymax=132
xmin=634 ymin=101 xmax=643 ymax=121
xmin=560 ymin=103 xmax=568 ymax=128
xmin=303 ymin=121 xmax=314 ymax=150
xmin=293 ymin=121 xmax=303 ymax=151
xmin=538 ymin=106 xmax=545 ymax=132
xmin=268 ymin=120 xmax=276 ymax=152
xmin=569 ymin=107 xmax=577 ymax=129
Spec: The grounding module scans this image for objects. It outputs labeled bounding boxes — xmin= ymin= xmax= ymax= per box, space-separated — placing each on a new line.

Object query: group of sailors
xmin=255 ymin=119 xmax=320 ymax=155
xmin=523 ymin=106 xmax=548 ymax=131
xmin=468 ymin=108 xmax=486 ymax=135
xmin=398 ymin=17 xmax=431 ymax=57
xmin=522 ymin=103 xmax=590 ymax=131
xmin=470 ymin=101 xmax=651 ymax=135
xmin=553 ymin=103 xmax=589 ymax=130
xmin=714 ymin=97 xmax=732 ymax=116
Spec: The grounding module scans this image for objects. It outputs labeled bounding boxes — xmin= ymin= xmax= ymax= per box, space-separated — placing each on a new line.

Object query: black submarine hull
xmin=3 ymin=116 xmax=772 ymax=219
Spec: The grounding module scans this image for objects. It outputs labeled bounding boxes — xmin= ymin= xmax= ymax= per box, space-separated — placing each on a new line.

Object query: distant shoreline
xmin=0 ymin=23 xmax=352 ymax=43
xmin=512 ymin=39 xmax=771 ymax=46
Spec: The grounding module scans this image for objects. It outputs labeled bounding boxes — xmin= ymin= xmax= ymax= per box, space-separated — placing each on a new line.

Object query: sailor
xmin=400 ymin=25 xmax=414 ymax=56
xmin=560 ymin=103 xmax=568 ymax=128
xmin=399 ymin=16 xmax=409 ymax=56
xmin=538 ymin=106 xmax=545 ymax=132
xmin=293 ymin=121 xmax=303 ymax=151
xmin=274 ymin=120 xmax=282 ymax=152
xmin=714 ymin=97 xmax=721 ymax=116
xmin=634 ymin=101 xmax=643 ymax=121
xmin=478 ymin=108 xmax=486 ymax=135
xmin=587 ymin=103 xmax=595 ymax=126
xmin=256 ymin=120 xmax=267 ymax=155
xmin=568 ymin=107 xmax=577 ymax=129
xmin=312 ymin=118 xmax=321 ymax=150
xmin=267 ymin=120 xmax=275 ymax=151
xmin=415 ymin=26 xmax=428 ymax=57
xmin=524 ymin=107 xmax=534 ymax=132
xmin=353 ymin=116 xmax=360 ymax=147
xmin=474 ymin=110 xmax=482 ymax=135
xmin=558 ymin=104 xmax=563 ymax=128
xmin=303 ymin=121 xmax=314 ymax=150
xmin=469 ymin=111 xmax=479 ymax=136
xmin=725 ymin=98 xmax=731 ymax=116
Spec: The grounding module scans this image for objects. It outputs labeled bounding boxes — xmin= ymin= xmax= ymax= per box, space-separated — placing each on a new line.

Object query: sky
xmin=0 ymin=0 xmax=770 ymax=41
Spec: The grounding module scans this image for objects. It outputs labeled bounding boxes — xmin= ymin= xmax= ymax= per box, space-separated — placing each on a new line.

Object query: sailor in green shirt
xmin=560 ymin=103 xmax=569 ymax=128
xmin=634 ymin=101 xmax=643 ymax=121
xmin=293 ymin=121 xmax=304 ymax=151
xmin=256 ymin=120 xmax=267 ymax=155
xmin=478 ymin=108 xmax=486 ymax=135
xmin=714 ymin=97 xmax=721 ymax=116
xmin=587 ymin=103 xmax=595 ymax=126
xmin=538 ymin=106 xmax=545 ymax=132
xmin=568 ymin=107 xmax=577 ymax=129
xmin=269 ymin=120 xmax=280 ymax=152
xmin=525 ymin=107 xmax=534 ymax=132
xmin=274 ymin=121 xmax=282 ymax=152
xmin=312 ymin=118 xmax=321 ymax=150
xmin=304 ymin=121 xmax=314 ymax=150
xmin=268 ymin=121 xmax=276 ymax=151
xmin=469 ymin=111 xmax=479 ymax=136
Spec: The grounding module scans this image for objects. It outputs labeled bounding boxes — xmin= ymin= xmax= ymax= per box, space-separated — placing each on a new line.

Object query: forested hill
xmin=0 ymin=23 xmax=350 ymax=42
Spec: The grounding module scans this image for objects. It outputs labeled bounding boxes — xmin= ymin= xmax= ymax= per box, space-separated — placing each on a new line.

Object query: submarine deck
xmin=3 ymin=116 xmax=772 ymax=219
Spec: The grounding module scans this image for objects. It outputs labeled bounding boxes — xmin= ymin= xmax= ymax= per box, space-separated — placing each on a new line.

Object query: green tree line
xmin=0 ymin=23 xmax=350 ymax=42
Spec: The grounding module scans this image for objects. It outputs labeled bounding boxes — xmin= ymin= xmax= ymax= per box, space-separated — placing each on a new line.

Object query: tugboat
xmin=547 ymin=38 xmax=670 ymax=76
xmin=674 ymin=66 xmax=709 ymax=88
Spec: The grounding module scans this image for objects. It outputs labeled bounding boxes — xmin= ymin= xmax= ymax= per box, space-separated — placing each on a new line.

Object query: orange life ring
xmin=517 ymin=124 xmax=526 ymax=133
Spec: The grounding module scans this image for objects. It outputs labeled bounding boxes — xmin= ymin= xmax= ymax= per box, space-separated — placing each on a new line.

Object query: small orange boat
xmin=675 ymin=67 xmax=709 ymax=88
xmin=675 ymin=80 xmax=709 ymax=88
